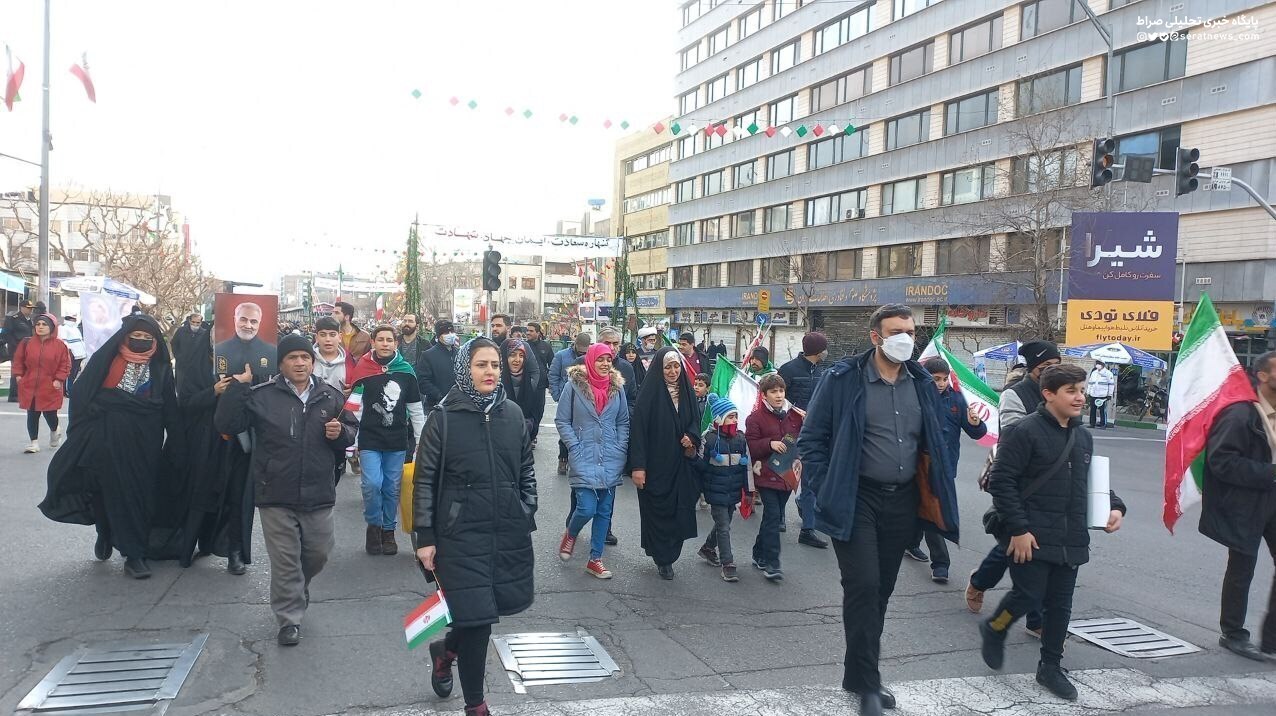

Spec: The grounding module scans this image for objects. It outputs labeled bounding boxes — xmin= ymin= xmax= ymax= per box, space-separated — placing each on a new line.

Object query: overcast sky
xmin=0 ymin=0 xmax=675 ymax=285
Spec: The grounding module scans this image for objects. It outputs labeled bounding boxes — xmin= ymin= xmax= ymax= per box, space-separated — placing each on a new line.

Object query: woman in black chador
xmin=171 ymin=326 xmax=254 ymax=574
xmin=628 ymin=347 xmax=701 ymax=579
xmin=41 ymin=314 xmax=179 ymax=579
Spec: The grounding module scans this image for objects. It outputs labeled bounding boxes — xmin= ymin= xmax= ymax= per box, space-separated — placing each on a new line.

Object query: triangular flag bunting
xmin=652 ymin=121 xmax=666 ymax=134
xmin=795 ymin=125 xmax=808 ymax=137
xmin=812 ymin=124 xmax=824 ymax=137
xmin=779 ymin=126 xmax=793 ymax=137
xmin=764 ymin=126 xmax=776 ymax=137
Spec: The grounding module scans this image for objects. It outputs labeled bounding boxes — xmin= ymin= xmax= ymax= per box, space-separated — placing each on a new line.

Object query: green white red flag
xmin=702 ymin=357 xmax=762 ymax=432
xmin=404 ymin=589 xmax=452 ymax=650
xmin=69 ymin=52 xmax=96 ymax=103
xmin=4 ymin=45 xmax=24 ymax=111
xmin=1163 ymin=294 xmax=1256 ymax=532
xmin=918 ymin=316 xmax=999 ymax=446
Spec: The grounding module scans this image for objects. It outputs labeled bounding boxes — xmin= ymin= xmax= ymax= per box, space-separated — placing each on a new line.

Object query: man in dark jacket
xmin=526 ymin=322 xmax=556 ymax=391
xmin=418 ymin=320 xmax=460 ymax=407
xmin=979 ymin=364 xmax=1126 ymax=701
xmin=550 ymin=333 xmax=592 ymax=475
xmin=3 ymin=299 xmax=34 ymax=402
xmin=1201 ymin=350 xmax=1276 ymax=662
xmin=907 ymin=357 xmax=987 ymax=583
xmin=797 ymin=304 xmax=958 ymax=716
xmin=677 ymin=331 xmax=710 ymax=380
xmin=966 ymin=339 xmax=1060 ymax=623
xmin=169 ymin=313 xmax=206 ymax=362
xmin=214 ymin=334 xmax=357 ymax=646
xmin=781 ymin=331 xmax=831 ymax=549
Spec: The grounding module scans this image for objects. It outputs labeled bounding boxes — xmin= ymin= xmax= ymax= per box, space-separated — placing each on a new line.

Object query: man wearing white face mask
xmin=797 ymin=304 xmax=959 ymax=716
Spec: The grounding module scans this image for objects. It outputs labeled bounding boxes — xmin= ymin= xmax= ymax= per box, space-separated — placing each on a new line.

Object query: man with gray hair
xmin=597 ymin=327 xmax=638 ymax=408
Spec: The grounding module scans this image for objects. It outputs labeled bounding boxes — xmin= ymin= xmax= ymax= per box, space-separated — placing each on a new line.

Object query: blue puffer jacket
xmin=694 ymin=429 xmax=749 ymax=506
xmin=797 ymin=349 xmax=959 ymax=543
xmin=555 ymin=366 xmax=630 ymax=490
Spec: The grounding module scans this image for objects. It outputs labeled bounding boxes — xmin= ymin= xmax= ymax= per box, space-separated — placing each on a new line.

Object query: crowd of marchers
xmin=6 ymin=296 xmax=1276 ymax=716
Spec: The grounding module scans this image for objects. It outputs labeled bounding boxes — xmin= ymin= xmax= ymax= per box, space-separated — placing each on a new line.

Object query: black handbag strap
xmin=1019 ymin=428 xmax=1076 ymax=502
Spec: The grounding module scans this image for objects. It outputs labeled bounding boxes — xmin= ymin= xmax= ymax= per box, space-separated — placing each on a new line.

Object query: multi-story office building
xmin=612 ymin=122 xmax=674 ymax=324
xmin=667 ymin=0 xmax=1276 ymax=363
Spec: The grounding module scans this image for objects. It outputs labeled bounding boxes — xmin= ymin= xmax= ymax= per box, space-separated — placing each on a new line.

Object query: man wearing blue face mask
xmin=418 ymin=320 xmax=461 ymax=407
xmin=797 ymin=304 xmax=959 ymax=716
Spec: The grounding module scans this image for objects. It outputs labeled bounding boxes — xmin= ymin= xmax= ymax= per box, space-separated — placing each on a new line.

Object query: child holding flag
xmin=746 ymin=374 xmax=804 ymax=581
xmin=694 ymin=395 xmax=750 ymax=582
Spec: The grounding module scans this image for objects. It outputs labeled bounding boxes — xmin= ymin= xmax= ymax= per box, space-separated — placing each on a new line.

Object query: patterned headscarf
xmin=453 ymin=337 xmax=504 ymax=413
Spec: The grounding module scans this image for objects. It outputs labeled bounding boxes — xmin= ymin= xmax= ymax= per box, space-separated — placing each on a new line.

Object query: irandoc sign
xmin=1068 ymin=212 xmax=1177 ymax=300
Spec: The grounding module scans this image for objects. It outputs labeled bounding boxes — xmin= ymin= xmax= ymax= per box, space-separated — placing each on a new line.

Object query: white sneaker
xmin=24 ymin=440 xmax=39 ymax=454
xmin=49 ymin=429 xmax=62 ymax=448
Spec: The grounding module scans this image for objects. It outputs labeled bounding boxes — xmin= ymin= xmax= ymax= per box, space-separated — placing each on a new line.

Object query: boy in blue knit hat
xmin=694 ymin=394 xmax=750 ymax=582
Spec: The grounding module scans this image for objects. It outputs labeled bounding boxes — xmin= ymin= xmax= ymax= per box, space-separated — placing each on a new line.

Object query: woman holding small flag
xmin=413 ymin=338 xmax=537 ymax=716
xmin=629 ymin=347 xmax=702 ymax=579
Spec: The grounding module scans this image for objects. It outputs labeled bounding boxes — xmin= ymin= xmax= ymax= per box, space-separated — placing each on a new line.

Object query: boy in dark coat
xmin=746 ymin=374 xmax=804 ymax=581
xmin=694 ymin=394 xmax=749 ymax=582
xmin=980 ymin=364 xmax=1127 ymax=701
xmin=906 ymin=357 xmax=987 ymax=583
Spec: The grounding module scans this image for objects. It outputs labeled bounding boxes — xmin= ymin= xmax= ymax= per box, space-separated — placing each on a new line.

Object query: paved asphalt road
xmin=0 ymin=398 xmax=1273 ymax=715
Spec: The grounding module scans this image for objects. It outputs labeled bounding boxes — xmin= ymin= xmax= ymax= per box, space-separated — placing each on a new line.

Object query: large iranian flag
xmin=919 ymin=317 xmax=999 ymax=446
xmin=1163 ymin=294 xmax=1256 ymax=532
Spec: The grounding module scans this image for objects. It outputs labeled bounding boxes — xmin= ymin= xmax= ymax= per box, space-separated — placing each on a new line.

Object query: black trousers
xmin=445 ymin=624 xmax=493 ymax=707
xmin=1221 ymin=512 xmax=1276 ymax=650
xmin=912 ymin=525 xmax=950 ymax=570
xmin=26 ymin=409 xmax=58 ymax=440
xmin=831 ymin=479 xmax=918 ymax=694
xmin=1087 ymin=396 xmax=1109 ymax=428
xmin=67 ymin=357 xmax=82 ymax=395
xmin=559 ymin=439 xmax=568 ymax=461
xmin=987 ymin=559 xmax=1079 ymax=666
xmin=6 ymin=374 xmax=17 ymax=402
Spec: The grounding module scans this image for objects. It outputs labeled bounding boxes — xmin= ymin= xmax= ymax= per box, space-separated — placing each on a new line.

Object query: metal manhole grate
xmin=1068 ymin=618 xmax=1200 ymax=658
xmin=491 ymin=630 xmax=620 ymax=693
xmin=17 ymin=634 xmax=208 ymax=714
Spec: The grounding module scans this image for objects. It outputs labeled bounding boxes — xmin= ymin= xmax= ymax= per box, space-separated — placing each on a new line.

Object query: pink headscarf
xmin=584 ymin=342 xmax=614 ymax=414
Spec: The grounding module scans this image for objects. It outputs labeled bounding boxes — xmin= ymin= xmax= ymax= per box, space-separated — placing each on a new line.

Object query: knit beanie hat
xmin=802 ymin=332 xmax=829 ymax=355
xmin=706 ymin=393 xmax=738 ymax=425
xmin=278 ymin=333 xmax=315 ymax=364
xmin=751 ymin=346 xmax=770 ymax=364
xmin=1018 ymin=340 xmax=1061 ymax=371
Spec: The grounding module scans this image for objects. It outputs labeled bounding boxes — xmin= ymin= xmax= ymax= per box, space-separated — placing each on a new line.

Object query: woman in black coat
xmin=621 ymin=343 xmax=646 ymax=387
xmin=500 ymin=338 xmax=546 ymax=445
xmin=413 ymin=338 xmax=536 ymax=716
xmin=629 ymin=347 xmax=702 ymax=579
xmin=40 ymin=314 xmax=179 ymax=580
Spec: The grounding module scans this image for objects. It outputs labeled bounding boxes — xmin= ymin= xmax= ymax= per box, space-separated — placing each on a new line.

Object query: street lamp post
xmin=37 ymin=0 xmax=51 ymax=307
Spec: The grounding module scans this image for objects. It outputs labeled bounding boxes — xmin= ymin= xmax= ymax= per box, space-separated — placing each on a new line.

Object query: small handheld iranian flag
xmin=918 ymin=316 xmax=999 ymax=446
xmin=1163 ymin=294 xmax=1256 ymax=532
xmin=404 ymin=589 xmax=452 ymax=650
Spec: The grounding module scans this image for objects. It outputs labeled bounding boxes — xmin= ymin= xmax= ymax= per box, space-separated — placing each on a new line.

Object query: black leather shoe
xmin=429 ymin=639 xmax=455 ymax=697
xmin=227 ymin=551 xmax=246 ymax=575
xmin=93 ymin=532 xmax=112 ymax=561
xmin=123 ymin=557 xmax=151 ymax=579
xmin=605 ymin=531 xmax=618 ymax=546
xmin=860 ymin=691 xmax=884 ymax=716
xmin=797 ymin=529 xmax=828 ymax=548
xmin=1219 ymin=634 xmax=1267 ymax=661
xmin=1035 ymin=662 xmax=1078 ymax=701
xmin=980 ymin=620 xmax=1006 ymax=670
xmin=880 ymin=685 xmax=896 ymax=709
xmin=277 ymin=625 xmax=300 ymax=646
xmin=657 ymin=564 xmax=674 ymax=580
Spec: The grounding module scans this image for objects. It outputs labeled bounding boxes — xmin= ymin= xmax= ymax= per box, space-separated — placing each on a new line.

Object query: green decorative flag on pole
xmin=702 ymin=359 xmax=762 ymax=432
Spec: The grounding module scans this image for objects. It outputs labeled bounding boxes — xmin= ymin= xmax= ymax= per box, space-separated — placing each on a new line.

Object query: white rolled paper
xmin=1088 ymin=455 xmax=1111 ymax=530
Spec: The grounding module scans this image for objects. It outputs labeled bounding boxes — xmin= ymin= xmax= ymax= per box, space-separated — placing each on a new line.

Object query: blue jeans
xmin=568 ymin=487 xmax=615 ymax=560
xmin=972 ymin=541 xmax=1042 ymax=630
xmin=360 ymin=450 xmax=406 ymax=530
xmin=797 ymin=480 xmax=817 ymax=531
xmin=753 ymin=487 xmax=792 ymax=569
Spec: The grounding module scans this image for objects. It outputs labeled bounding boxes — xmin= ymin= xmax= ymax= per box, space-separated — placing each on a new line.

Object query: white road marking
xmin=342 ymin=667 xmax=1276 ymax=715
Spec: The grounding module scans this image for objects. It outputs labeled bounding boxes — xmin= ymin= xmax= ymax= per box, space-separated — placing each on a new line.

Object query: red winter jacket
xmin=745 ymin=402 xmax=805 ymax=492
xmin=13 ymin=318 xmax=70 ymax=412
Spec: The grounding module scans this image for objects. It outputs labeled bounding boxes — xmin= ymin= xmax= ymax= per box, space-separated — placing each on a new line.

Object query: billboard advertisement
xmin=1069 ymin=212 xmax=1178 ymax=301
xmin=1066 ymin=299 xmax=1173 ymax=350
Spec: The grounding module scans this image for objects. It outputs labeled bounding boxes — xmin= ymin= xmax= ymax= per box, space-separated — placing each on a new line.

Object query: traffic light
xmin=1175 ymin=147 xmax=1201 ymax=196
xmin=1090 ymin=138 xmax=1116 ymax=188
xmin=482 ymin=250 xmax=502 ymax=292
